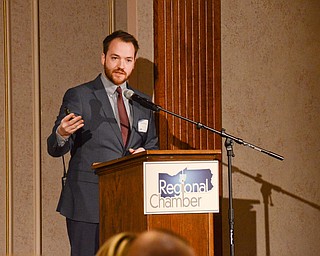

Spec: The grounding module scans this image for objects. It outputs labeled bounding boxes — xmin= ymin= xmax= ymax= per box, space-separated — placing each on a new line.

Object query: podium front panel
xmin=93 ymin=150 xmax=222 ymax=256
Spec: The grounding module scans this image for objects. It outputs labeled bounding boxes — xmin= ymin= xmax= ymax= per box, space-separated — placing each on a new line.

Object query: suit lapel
xmin=92 ymin=76 xmax=123 ymax=146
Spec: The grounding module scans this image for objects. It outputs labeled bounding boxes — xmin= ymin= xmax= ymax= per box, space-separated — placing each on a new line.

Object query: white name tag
xmin=138 ymin=119 xmax=149 ymax=133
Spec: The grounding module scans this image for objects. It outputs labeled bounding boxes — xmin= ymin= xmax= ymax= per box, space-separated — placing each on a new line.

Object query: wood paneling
xmin=154 ymin=1 xmax=222 ymax=255
xmin=154 ymin=0 xmax=221 ymax=151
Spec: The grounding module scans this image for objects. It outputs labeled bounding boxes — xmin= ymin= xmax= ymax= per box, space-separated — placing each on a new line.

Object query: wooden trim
xmin=108 ymin=0 xmax=115 ymax=33
xmin=32 ymin=0 xmax=42 ymax=254
xmin=3 ymin=0 xmax=13 ymax=254
xmin=93 ymin=149 xmax=222 ymax=171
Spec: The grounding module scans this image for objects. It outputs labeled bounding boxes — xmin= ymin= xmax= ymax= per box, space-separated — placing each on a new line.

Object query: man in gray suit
xmin=47 ymin=30 xmax=159 ymax=256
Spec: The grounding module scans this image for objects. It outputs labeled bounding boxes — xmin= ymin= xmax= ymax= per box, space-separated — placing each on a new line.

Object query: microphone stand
xmin=153 ymin=105 xmax=284 ymax=256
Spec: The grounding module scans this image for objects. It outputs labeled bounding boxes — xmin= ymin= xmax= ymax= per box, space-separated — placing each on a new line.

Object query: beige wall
xmin=1 ymin=0 xmax=109 ymax=255
xmin=2 ymin=1 xmax=36 ymax=254
xmin=221 ymin=1 xmax=320 ymax=255
xmin=40 ymin=1 xmax=111 ymax=255
xmin=1 ymin=0 xmax=319 ymax=255
xmin=1 ymin=0 xmax=153 ymax=255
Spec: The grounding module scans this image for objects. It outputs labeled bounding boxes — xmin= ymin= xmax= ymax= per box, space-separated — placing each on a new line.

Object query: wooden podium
xmin=93 ymin=150 xmax=222 ymax=256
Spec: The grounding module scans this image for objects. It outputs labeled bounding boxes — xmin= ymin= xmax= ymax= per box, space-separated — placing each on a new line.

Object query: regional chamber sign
xmin=143 ymin=161 xmax=219 ymax=214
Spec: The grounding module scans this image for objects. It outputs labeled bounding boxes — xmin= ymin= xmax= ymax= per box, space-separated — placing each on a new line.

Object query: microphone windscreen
xmin=123 ymin=89 xmax=134 ymax=99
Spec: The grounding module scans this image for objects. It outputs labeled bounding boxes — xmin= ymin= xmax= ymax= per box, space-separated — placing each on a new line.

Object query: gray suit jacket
xmin=47 ymin=74 xmax=158 ymax=223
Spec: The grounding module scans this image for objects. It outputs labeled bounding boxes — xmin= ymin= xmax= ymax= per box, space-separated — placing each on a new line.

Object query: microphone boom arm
xmin=123 ymin=88 xmax=284 ymax=160
xmin=158 ymin=106 xmax=284 ymax=161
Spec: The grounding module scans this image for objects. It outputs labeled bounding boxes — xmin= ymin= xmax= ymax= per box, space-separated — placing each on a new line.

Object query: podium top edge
xmin=92 ymin=149 xmax=221 ymax=170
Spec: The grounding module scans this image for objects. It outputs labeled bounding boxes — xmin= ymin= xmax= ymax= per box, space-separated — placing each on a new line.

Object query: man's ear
xmin=101 ymin=53 xmax=105 ymax=65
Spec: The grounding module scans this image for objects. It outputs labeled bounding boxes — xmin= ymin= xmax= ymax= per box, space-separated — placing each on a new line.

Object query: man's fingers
xmin=70 ymin=122 xmax=84 ymax=131
xmin=63 ymin=113 xmax=76 ymax=121
xmin=129 ymin=147 xmax=145 ymax=154
xmin=69 ymin=116 xmax=84 ymax=126
xmin=59 ymin=115 xmax=84 ymax=136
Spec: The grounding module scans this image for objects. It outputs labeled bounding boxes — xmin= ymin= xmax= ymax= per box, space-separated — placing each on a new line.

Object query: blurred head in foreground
xmin=96 ymin=232 xmax=137 ymax=256
xmin=126 ymin=229 xmax=196 ymax=256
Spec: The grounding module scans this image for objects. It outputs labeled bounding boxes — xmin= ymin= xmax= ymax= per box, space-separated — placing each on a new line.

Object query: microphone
xmin=123 ymin=89 xmax=160 ymax=112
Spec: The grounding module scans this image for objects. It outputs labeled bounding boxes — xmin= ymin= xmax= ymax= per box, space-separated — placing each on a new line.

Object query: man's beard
xmin=104 ymin=65 xmax=128 ymax=85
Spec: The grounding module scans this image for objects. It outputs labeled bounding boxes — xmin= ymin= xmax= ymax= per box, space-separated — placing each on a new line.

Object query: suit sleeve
xmin=47 ymin=87 xmax=83 ymax=157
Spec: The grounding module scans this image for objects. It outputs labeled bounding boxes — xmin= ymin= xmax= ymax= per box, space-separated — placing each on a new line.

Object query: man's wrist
xmin=56 ymin=127 xmax=70 ymax=146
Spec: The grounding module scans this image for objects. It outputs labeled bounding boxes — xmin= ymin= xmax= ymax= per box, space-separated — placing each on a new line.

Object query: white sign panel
xmin=143 ymin=161 xmax=219 ymax=215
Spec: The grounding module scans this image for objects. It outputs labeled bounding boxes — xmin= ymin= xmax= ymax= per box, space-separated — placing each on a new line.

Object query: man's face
xmin=101 ymin=38 xmax=136 ymax=85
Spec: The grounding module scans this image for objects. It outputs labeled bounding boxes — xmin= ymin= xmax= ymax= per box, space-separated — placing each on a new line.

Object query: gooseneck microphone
xmin=123 ymin=89 xmax=160 ymax=112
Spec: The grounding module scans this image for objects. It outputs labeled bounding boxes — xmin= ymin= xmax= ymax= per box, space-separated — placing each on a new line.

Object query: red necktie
xmin=116 ymin=87 xmax=130 ymax=145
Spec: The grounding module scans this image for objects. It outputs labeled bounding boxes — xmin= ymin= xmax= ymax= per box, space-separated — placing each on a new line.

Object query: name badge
xmin=138 ymin=119 xmax=149 ymax=133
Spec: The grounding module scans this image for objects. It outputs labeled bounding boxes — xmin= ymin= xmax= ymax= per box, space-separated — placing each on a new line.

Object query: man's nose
xmin=118 ymin=58 xmax=125 ymax=69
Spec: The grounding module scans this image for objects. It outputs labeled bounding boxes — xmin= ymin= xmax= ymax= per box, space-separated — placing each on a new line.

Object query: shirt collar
xmin=100 ymin=72 xmax=127 ymax=95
